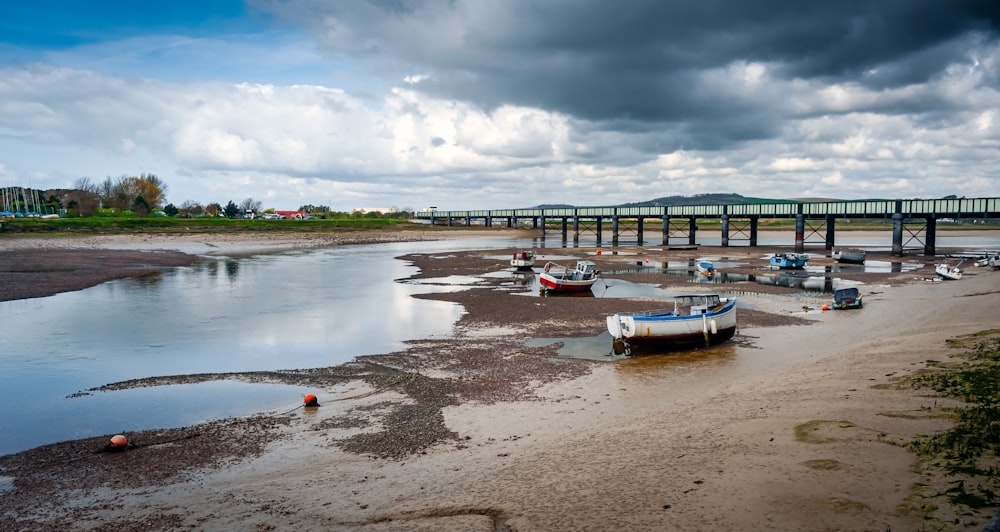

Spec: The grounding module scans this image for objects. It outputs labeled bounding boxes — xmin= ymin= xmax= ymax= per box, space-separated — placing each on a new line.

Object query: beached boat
xmin=696 ymin=261 xmax=716 ymax=275
xmin=510 ymin=250 xmax=537 ymax=270
xmin=832 ymin=287 xmax=863 ymax=309
xmin=935 ymin=263 xmax=963 ymax=280
xmin=989 ymin=254 xmax=1000 ymax=271
xmin=539 ymin=260 xmax=600 ymax=293
xmin=832 ymin=249 xmax=866 ymax=264
xmin=770 ymin=252 xmax=809 ymax=269
xmin=606 ymin=294 xmax=737 ymax=353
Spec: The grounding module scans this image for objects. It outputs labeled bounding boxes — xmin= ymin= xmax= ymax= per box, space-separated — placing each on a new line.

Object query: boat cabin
xmin=674 ymin=294 xmax=723 ymax=316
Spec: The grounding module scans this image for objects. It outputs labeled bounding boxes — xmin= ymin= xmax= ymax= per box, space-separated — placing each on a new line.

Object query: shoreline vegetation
xmin=1 ymin=227 xmax=998 ymax=530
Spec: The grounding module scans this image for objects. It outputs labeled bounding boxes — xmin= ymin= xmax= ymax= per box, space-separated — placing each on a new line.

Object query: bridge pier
xmin=689 ymin=217 xmax=697 ymax=245
xmin=561 ymin=218 xmax=568 ymax=240
xmin=794 ymin=214 xmax=805 ymax=253
xmin=573 ymin=216 xmax=580 ymax=242
xmin=826 ymin=216 xmax=836 ymax=250
xmin=721 ymin=215 xmax=729 ymax=247
xmin=750 ymin=216 xmax=759 ymax=246
xmin=612 ymin=216 xmax=619 ymax=245
xmin=596 ymin=216 xmax=603 ymax=242
xmin=925 ymin=216 xmax=936 ymax=255
xmin=892 ymin=214 xmax=904 ymax=256
xmin=637 ymin=217 xmax=644 ymax=244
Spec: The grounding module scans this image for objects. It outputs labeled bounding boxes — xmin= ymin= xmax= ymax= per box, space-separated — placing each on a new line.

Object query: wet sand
xmin=1 ymin=229 xmax=999 ymax=530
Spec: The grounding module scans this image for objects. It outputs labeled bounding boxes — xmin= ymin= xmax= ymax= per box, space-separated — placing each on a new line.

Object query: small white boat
xmin=539 ymin=260 xmax=600 ymax=293
xmin=510 ymin=250 xmax=537 ymax=270
xmin=832 ymin=249 xmax=866 ymax=264
xmin=935 ymin=263 xmax=963 ymax=280
xmin=607 ymin=294 xmax=737 ymax=353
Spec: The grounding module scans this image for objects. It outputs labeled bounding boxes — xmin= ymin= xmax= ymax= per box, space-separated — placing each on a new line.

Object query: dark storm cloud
xmin=258 ymin=0 xmax=997 ymax=145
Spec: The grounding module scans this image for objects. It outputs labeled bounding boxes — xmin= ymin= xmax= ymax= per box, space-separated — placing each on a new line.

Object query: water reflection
xmin=613 ymin=342 xmax=739 ymax=383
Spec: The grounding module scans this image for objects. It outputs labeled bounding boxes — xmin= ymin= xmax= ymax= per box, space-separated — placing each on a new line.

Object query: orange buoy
xmin=109 ymin=434 xmax=128 ymax=449
xmin=821 ymin=304 xmax=830 ymax=311
xmin=596 ymin=249 xmax=602 ymax=255
xmin=304 ymin=393 xmax=319 ymax=407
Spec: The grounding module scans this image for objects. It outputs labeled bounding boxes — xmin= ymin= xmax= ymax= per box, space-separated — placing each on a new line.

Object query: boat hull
xmin=607 ymin=298 xmax=737 ymax=348
xmin=770 ymin=253 xmax=809 ymax=269
xmin=539 ymin=273 xmax=597 ymax=292
xmin=935 ymin=264 xmax=963 ymax=280
xmin=833 ymin=250 xmax=866 ymax=264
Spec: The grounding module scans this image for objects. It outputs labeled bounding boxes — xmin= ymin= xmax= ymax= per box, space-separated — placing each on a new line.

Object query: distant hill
xmin=522 ymin=194 xmax=965 ymax=210
xmin=532 ymin=193 xmax=801 ymax=210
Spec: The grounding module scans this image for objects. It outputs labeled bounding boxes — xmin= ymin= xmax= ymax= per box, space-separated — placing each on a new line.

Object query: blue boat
xmin=832 ymin=287 xmax=863 ymax=309
xmin=696 ymin=261 xmax=715 ymax=275
xmin=770 ymin=252 xmax=809 ymax=269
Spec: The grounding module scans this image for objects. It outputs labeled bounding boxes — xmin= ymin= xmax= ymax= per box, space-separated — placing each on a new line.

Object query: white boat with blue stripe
xmin=607 ymin=294 xmax=737 ymax=354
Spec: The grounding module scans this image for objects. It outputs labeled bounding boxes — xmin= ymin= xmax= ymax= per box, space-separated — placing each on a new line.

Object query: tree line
xmin=43 ymin=175 xmax=413 ymax=219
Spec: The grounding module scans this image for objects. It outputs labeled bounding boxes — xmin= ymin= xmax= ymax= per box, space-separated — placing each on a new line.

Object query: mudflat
xmin=1 ymin=229 xmax=998 ymax=531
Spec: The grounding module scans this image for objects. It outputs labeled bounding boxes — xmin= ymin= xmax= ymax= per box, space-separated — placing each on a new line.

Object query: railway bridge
xmin=413 ymin=197 xmax=1000 ymax=255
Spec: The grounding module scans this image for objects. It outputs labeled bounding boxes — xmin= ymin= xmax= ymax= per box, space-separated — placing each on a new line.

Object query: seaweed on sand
xmin=897 ymin=334 xmax=1000 ymax=527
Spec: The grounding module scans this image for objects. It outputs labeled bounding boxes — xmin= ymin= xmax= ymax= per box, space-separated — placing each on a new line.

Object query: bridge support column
xmin=826 ymin=216 xmax=836 ymax=250
xmin=721 ymin=215 xmax=730 ymax=247
xmin=662 ymin=215 xmax=670 ymax=244
xmin=561 ymin=218 xmax=568 ymax=240
xmin=637 ymin=217 xmax=644 ymax=245
xmin=925 ymin=216 xmax=937 ymax=255
xmin=596 ymin=217 xmax=603 ymax=242
xmin=612 ymin=216 xmax=619 ymax=245
xmin=688 ymin=217 xmax=697 ymax=246
xmin=749 ymin=216 xmax=759 ymax=246
xmin=892 ymin=213 xmax=904 ymax=256
xmin=539 ymin=215 xmax=545 ymax=236
xmin=448 ymin=216 xmax=455 ymax=227
xmin=794 ymin=214 xmax=805 ymax=252
xmin=573 ymin=216 xmax=580 ymax=242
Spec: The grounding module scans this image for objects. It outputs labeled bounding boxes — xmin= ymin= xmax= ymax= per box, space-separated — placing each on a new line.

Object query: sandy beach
xmin=1 ymin=229 xmax=998 ymax=531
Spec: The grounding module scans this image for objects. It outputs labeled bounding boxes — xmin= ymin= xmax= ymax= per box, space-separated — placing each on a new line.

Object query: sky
xmin=0 ymin=1 xmax=997 ymax=212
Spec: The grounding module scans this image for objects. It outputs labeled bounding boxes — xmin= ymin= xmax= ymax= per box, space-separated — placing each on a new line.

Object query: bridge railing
xmin=414 ymin=197 xmax=1000 ymax=220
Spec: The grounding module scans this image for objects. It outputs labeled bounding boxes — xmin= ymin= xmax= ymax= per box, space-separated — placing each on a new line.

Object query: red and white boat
xmin=510 ymin=250 xmax=537 ymax=270
xmin=539 ymin=261 xmax=600 ymax=293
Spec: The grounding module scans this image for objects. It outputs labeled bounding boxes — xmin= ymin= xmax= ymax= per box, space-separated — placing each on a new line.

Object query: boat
xmin=510 ymin=250 xmax=537 ymax=270
xmin=606 ymin=294 xmax=737 ymax=353
xmin=696 ymin=261 xmax=716 ymax=275
xmin=935 ymin=263 xmax=963 ymax=280
xmin=770 ymin=252 xmax=809 ymax=269
xmin=832 ymin=249 xmax=866 ymax=264
xmin=832 ymin=287 xmax=863 ymax=309
xmin=539 ymin=260 xmax=600 ymax=293
xmin=991 ymin=254 xmax=1000 ymax=271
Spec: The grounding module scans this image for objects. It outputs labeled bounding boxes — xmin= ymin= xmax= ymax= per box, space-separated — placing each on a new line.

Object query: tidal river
xmin=0 ymin=236 xmax=529 ymax=456
xmin=1 ymin=231 xmax=996 ymax=456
